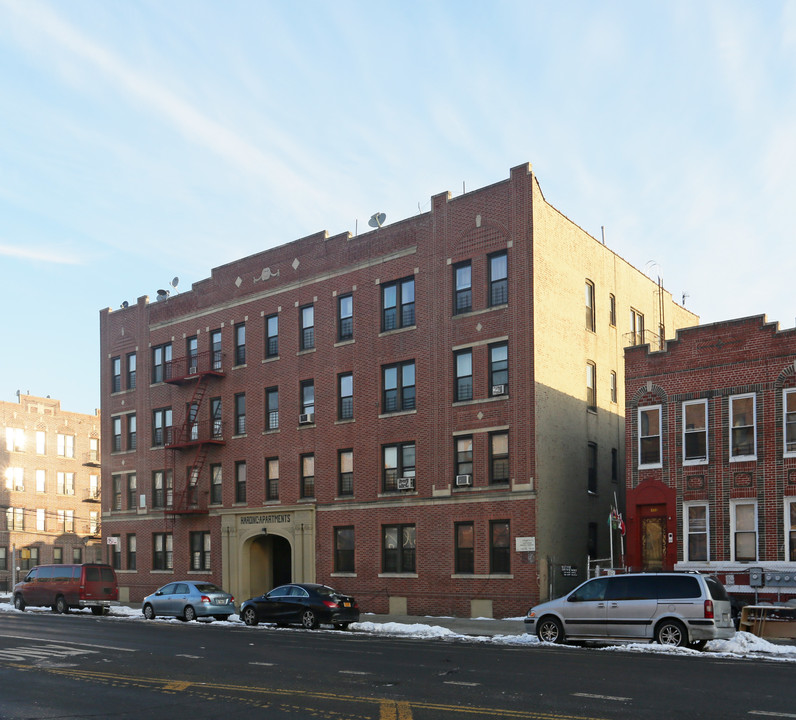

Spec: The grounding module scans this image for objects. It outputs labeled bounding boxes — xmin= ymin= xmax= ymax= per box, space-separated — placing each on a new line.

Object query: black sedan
xmin=240 ymin=583 xmax=360 ymax=630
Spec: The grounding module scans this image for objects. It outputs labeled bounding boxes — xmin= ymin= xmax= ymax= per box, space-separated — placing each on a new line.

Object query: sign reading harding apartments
xmin=240 ymin=514 xmax=292 ymax=526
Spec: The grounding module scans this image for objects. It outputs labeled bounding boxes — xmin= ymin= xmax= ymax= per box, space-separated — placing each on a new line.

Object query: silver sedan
xmin=142 ymin=581 xmax=236 ymax=621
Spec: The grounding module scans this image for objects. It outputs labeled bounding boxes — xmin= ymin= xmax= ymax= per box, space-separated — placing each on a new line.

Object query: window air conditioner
xmin=299 ymin=413 xmax=315 ymax=425
xmin=188 ymin=366 xmax=197 ymax=376
xmin=396 ymin=477 xmax=415 ymax=490
xmin=492 ymin=384 xmax=507 ymax=396
xmin=455 ymin=474 xmax=472 ymax=486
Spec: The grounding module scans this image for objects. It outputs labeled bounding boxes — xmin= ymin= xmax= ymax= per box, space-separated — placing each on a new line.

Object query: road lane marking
xmin=339 ymin=670 xmax=371 ymax=675
xmin=380 ymin=700 xmax=413 ymax=720
xmin=0 ymin=644 xmax=98 ymax=663
xmin=163 ymin=681 xmax=192 ymax=691
xmin=444 ymin=681 xmax=481 ymax=687
xmin=250 ymin=661 xmax=275 ymax=666
xmin=573 ymin=693 xmax=630 ymax=702
xmin=749 ymin=713 xmax=796 ymax=718
xmin=0 ymin=634 xmax=136 ymax=652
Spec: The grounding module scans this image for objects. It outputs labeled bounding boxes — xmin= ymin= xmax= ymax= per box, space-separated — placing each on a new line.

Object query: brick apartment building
xmin=625 ymin=315 xmax=796 ymax=602
xmin=100 ymin=162 xmax=697 ymax=617
xmin=0 ymin=394 xmax=103 ymax=590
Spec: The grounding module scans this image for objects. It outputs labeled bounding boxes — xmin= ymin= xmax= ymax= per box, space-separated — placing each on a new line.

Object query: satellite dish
xmin=368 ymin=212 xmax=386 ymax=228
xmin=121 ymin=301 xmax=129 ymax=309
xmin=156 ymin=289 xmax=170 ymax=302
xmin=170 ymin=276 xmax=180 ymax=291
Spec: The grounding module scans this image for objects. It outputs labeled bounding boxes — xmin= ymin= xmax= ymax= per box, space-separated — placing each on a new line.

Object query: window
xmin=36 ymin=508 xmax=45 ymax=532
xmin=611 ymin=448 xmax=618 ymax=483
xmin=209 ymin=330 xmax=222 ymax=371
xmin=88 ymin=436 xmax=98 ymax=463
xmin=0 ymin=547 xmax=6 ymax=571
xmin=683 ymin=399 xmax=708 ymax=464
xmin=300 ymin=380 xmax=315 ymax=419
xmin=609 ymin=294 xmax=616 ymax=327
xmin=72 ymin=547 xmax=82 ymax=564
xmin=210 ymin=464 xmax=222 ymax=504
xmin=36 ymin=430 xmax=46 ymax=455
xmin=127 ymin=473 xmax=137 ymax=510
xmin=36 ymin=469 xmax=45 ymax=493
xmin=210 ymin=397 xmax=222 ymax=438
xmin=300 ymin=304 xmax=315 ymax=350
xmin=57 ymin=433 xmax=74 ymax=458
xmin=586 ymin=362 xmax=596 ymax=411
xmin=112 ymin=475 xmax=122 ymax=510
xmin=89 ymin=474 xmax=99 ymax=500
xmin=489 ymin=432 xmax=509 ymax=484
xmin=638 ymin=406 xmax=662 ymax=468
xmin=785 ymin=390 xmax=796 ymax=456
xmin=455 ymin=522 xmax=474 ymax=574
xmin=383 ymin=442 xmax=416 ymax=492
xmin=234 ymin=322 xmax=246 ymax=365
xmin=338 ymin=373 xmax=353 ymax=420
xmin=455 ymin=436 xmax=473 ymax=480
xmin=89 ymin=511 xmax=99 ymax=535
xmin=234 ymin=393 xmax=246 ymax=435
xmin=630 ymin=309 xmax=644 ymax=346
xmin=153 ymin=532 xmax=173 ymax=570
xmin=338 ymin=294 xmax=353 ymax=341
xmin=585 ymin=280 xmax=595 ymax=331
xmin=53 ymin=547 xmax=63 ymax=564
xmin=453 ymin=261 xmax=472 ymax=314
xmin=587 ymin=442 xmax=597 ymax=494
xmin=185 ymin=336 xmax=198 ymax=374
xmin=489 ymin=342 xmax=508 ymax=395
xmin=235 ymin=461 xmax=247 ymax=503
xmin=112 ymin=417 xmax=122 ymax=452
xmin=5 ymin=427 xmax=24 ymax=452
xmin=127 ymin=534 xmax=137 ymax=570
xmin=265 ymin=388 xmax=279 ymax=430
xmin=338 ymin=450 xmax=353 ymax=496
xmin=610 ymin=371 xmax=617 ymax=404
xmin=152 ymin=407 xmax=172 ymax=447
xmin=112 ymin=356 xmax=121 ymax=392
xmin=301 ymin=454 xmax=315 ymax=498
xmin=382 ymin=361 xmax=416 ymax=412
xmin=488 ymin=252 xmax=508 ymax=306
xmin=685 ymin=503 xmax=709 ymax=562
xmin=5 ymin=467 xmax=23 ymax=491
xmin=454 ymin=350 xmax=473 ymax=402
xmin=152 ymin=470 xmax=173 ymax=509
xmin=787 ymin=498 xmax=796 ymax=561
xmin=126 ymin=352 xmax=136 ymax=389
xmin=6 ymin=507 xmax=24 ymax=530
xmin=58 ymin=471 xmax=74 ymax=496
xmin=490 ymin=520 xmax=510 ymax=574
xmin=190 ymin=532 xmax=211 ymax=571
xmin=110 ymin=536 xmax=121 ymax=569
xmin=152 ymin=343 xmax=172 ymax=383
xmin=731 ymin=501 xmax=757 ymax=562
xmin=382 ymin=524 xmax=416 ymax=573
xmin=382 ymin=277 xmax=415 ymax=331
xmin=128 ymin=414 xmax=137 ymax=450
xmin=265 ymin=314 xmax=278 ymax=358
xmin=266 ymin=458 xmax=279 ymax=501
xmin=730 ymin=394 xmax=756 ymax=460
xmin=20 ymin=546 xmax=38 ymax=571
xmin=58 ymin=509 xmax=74 ymax=533
xmin=334 ymin=527 xmax=355 ymax=573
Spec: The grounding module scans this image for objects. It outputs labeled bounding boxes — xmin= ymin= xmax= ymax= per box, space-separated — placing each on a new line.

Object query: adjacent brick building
xmin=100 ymin=162 xmax=696 ymax=617
xmin=0 ymin=394 xmax=103 ymax=590
xmin=625 ymin=315 xmax=796 ymax=602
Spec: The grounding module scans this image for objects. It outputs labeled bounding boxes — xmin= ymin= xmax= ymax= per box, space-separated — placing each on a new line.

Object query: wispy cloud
xmin=0 ymin=243 xmax=82 ymax=265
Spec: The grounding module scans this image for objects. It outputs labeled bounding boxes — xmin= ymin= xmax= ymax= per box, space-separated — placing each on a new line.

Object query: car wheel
xmin=333 ymin=622 xmax=350 ymax=630
xmin=242 ymin=607 xmax=259 ymax=626
xmin=91 ymin=606 xmax=106 ymax=616
xmin=143 ymin=604 xmax=156 ymax=620
xmin=656 ymin=619 xmax=687 ymax=647
xmin=301 ymin=609 xmax=319 ymax=630
xmin=537 ymin=616 xmax=564 ymax=644
xmin=688 ymin=640 xmax=707 ymax=651
xmin=183 ymin=605 xmax=197 ymax=622
xmin=13 ymin=594 xmax=25 ymax=611
xmin=55 ymin=595 xmax=69 ymax=614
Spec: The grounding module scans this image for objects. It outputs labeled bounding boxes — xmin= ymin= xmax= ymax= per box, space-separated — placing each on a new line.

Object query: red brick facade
xmin=625 ymin=315 xmax=796 ymax=602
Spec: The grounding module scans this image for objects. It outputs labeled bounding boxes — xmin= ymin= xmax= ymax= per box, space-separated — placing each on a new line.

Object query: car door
xmin=172 ymin=583 xmax=191 ymax=616
xmin=562 ymin=577 xmax=609 ymax=637
xmin=153 ymin=583 xmax=177 ymax=615
xmin=259 ymin=586 xmax=290 ymax=622
xmin=604 ymin=575 xmax=658 ymax=639
xmin=284 ymin=585 xmax=310 ymax=622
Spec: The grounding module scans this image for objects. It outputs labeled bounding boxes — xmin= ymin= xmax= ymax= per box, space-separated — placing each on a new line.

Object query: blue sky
xmin=1 ymin=0 xmax=794 ymax=416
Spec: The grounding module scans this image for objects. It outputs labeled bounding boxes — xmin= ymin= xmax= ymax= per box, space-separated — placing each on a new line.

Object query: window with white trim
xmin=684 ymin=503 xmax=709 ymax=561
xmin=731 ymin=500 xmax=757 ymax=562
xmin=786 ymin=498 xmax=796 ymax=561
xmin=683 ymin=399 xmax=708 ymax=464
xmin=784 ymin=390 xmax=796 ymax=457
xmin=730 ymin=394 xmax=756 ymax=460
xmin=638 ymin=405 xmax=662 ymax=468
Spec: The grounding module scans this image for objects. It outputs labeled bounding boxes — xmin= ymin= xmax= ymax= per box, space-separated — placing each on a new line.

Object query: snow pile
xmin=352 ymin=621 xmax=459 ymax=638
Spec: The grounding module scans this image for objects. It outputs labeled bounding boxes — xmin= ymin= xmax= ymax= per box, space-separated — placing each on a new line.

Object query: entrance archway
xmin=249 ymin=534 xmax=292 ymax=597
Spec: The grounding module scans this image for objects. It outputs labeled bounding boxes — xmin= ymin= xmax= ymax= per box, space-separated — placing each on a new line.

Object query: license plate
xmin=343 ymin=602 xmax=351 ymax=607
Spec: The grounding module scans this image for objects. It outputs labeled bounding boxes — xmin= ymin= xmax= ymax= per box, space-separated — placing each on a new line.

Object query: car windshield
xmin=194 ymin=583 xmax=222 ymax=593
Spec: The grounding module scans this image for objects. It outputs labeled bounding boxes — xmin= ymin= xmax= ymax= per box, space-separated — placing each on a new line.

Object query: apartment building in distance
xmin=0 ymin=393 xmax=103 ymax=590
xmin=100 ymin=162 xmax=697 ymax=617
xmin=625 ymin=315 xmax=796 ymax=602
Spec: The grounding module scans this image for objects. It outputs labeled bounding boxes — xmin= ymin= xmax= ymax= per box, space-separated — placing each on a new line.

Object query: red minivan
xmin=13 ymin=563 xmax=118 ymax=615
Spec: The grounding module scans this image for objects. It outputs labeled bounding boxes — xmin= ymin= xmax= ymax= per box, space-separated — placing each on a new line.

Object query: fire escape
xmin=164 ymin=349 xmax=225 ymax=515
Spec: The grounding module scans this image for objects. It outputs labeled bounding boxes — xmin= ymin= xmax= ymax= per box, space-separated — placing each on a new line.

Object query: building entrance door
xmin=641 ymin=516 xmax=667 ymax=571
xmin=249 ymin=535 xmax=292 ymax=596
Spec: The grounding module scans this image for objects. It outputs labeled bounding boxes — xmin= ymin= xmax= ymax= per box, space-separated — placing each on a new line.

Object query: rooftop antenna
xmin=368 ymin=212 xmax=386 ymax=229
xmin=156 ymin=288 xmax=170 ymax=302
xmin=169 ymin=276 xmax=180 ymax=294
xmin=682 ymin=291 xmax=690 ymax=306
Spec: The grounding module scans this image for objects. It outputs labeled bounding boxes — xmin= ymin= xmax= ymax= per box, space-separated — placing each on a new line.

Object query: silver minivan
xmin=524 ymin=572 xmax=735 ymax=648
